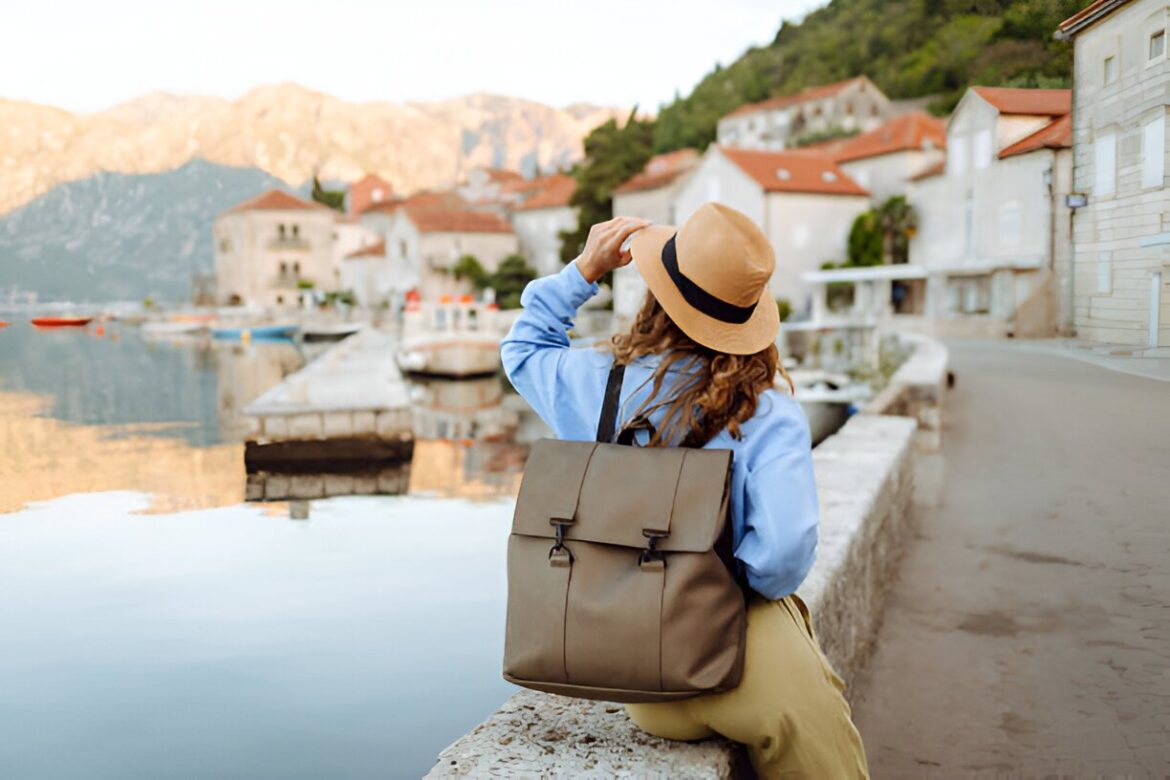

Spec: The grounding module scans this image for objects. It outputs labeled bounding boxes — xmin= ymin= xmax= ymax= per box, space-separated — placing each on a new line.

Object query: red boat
xmin=0 ymin=320 xmax=9 ymax=328
xmin=30 ymin=316 xmax=93 ymax=328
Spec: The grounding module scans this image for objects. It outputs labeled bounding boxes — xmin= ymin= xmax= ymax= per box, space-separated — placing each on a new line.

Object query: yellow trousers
xmin=626 ymin=594 xmax=870 ymax=779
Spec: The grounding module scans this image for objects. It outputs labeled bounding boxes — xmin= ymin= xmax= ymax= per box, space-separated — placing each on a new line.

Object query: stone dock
xmin=426 ymin=334 xmax=948 ymax=778
xmin=242 ymin=328 xmax=413 ymax=482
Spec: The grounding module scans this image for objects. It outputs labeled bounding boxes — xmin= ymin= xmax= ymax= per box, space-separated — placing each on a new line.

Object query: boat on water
xmin=211 ymin=323 xmax=300 ymax=341
xmin=397 ymin=295 xmax=502 ymax=378
xmin=0 ymin=320 xmax=8 ymax=328
xmin=30 ymin=316 xmax=94 ymax=328
xmin=302 ymin=322 xmax=363 ymax=342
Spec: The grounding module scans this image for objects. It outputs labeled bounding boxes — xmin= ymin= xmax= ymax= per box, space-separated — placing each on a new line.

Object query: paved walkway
xmin=852 ymin=341 xmax=1170 ymax=777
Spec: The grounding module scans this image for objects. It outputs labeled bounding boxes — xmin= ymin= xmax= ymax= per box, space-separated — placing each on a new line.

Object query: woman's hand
xmin=575 ymin=216 xmax=650 ymax=284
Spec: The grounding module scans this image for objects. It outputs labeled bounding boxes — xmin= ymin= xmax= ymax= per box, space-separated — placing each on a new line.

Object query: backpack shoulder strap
xmin=596 ymin=362 xmax=625 ymax=443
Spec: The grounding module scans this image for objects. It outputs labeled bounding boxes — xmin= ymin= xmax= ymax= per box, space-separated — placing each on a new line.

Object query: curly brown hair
xmin=608 ymin=292 xmax=791 ymax=447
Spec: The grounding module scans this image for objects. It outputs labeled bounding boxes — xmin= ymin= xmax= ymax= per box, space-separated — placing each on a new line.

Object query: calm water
xmin=0 ymin=319 xmax=541 ymax=779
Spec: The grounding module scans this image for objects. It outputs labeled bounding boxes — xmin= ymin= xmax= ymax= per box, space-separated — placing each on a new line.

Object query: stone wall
xmin=426 ymin=413 xmax=920 ymax=778
xmin=864 ymin=332 xmax=949 ymax=451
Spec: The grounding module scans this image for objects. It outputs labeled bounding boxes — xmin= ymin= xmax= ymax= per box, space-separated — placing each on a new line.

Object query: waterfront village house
xmin=213 ymin=190 xmax=339 ymax=308
xmin=351 ymin=205 xmax=517 ymax=304
xmin=509 ymin=174 xmax=578 ymax=278
xmin=1059 ymin=0 xmax=1170 ymax=350
xmin=830 ymin=112 xmax=948 ymax=202
xmin=905 ymin=87 xmax=1074 ymax=338
xmin=716 ymin=77 xmax=893 ymax=152
xmin=457 ymin=168 xmax=527 ymax=214
xmin=348 ymin=173 xmax=395 ymax=217
xmin=611 ymin=149 xmax=701 ymax=319
xmin=671 ymin=145 xmax=871 ymax=317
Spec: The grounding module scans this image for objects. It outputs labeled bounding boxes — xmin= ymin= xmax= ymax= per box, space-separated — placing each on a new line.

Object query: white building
xmin=353 ymin=206 xmax=518 ymax=304
xmin=213 ymin=190 xmax=338 ymax=308
xmin=716 ymin=77 xmax=893 ymax=151
xmin=908 ymin=87 xmax=1074 ymax=337
xmin=509 ymin=174 xmax=577 ymax=278
xmin=672 ymin=145 xmax=871 ymax=317
xmin=831 ymin=112 xmax=948 ymax=202
xmin=1058 ymin=0 xmax=1170 ymax=350
xmin=611 ymin=149 xmax=701 ymax=318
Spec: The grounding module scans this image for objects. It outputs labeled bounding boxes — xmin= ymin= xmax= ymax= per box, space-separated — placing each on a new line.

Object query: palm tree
xmin=876 ymin=196 xmax=918 ymax=264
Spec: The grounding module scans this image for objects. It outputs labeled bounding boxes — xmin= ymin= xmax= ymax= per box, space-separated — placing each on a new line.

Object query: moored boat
xmin=397 ymin=295 xmax=502 ymax=379
xmin=211 ymin=323 xmax=299 ymax=341
xmin=302 ymin=323 xmax=363 ymax=342
xmin=30 ymin=316 xmax=93 ymax=328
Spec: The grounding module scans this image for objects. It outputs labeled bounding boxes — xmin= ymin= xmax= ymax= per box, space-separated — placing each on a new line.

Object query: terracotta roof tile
xmin=515 ymin=174 xmax=577 ymax=211
xmin=362 ymin=189 xmax=468 ymax=214
xmin=832 ymin=112 xmax=947 ymax=163
xmin=224 ymin=189 xmax=329 ymax=215
xmin=724 ymin=77 xmax=868 ymax=120
xmin=484 ymin=168 xmax=524 ymax=184
xmin=614 ymin=149 xmax=700 ymax=194
xmin=998 ymin=113 xmax=1072 ymax=158
xmin=971 ymin=86 xmax=1071 ymax=116
xmin=405 ymin=208 xmax=513 ymax=234
xmin=719 ymin=146 xmax=869 ymax=196
xmin=1059 ymin=0 xmax=1133 ymax=36
xmin=344 ymin=239 xmax=386 ymax=259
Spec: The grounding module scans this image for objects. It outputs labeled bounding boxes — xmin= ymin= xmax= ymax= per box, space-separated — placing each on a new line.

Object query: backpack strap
xmin=596 ymin=362 xmax=626 ymax=443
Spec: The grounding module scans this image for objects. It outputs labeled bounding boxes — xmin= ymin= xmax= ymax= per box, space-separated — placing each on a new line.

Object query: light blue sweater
xmin=500 ymin=261 xmax=819 ymax=600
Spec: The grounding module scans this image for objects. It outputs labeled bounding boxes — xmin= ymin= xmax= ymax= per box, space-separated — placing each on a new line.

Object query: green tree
xmin=490 ymin=254 xmax=538 ymax=310
xmin=311 ymin=176 xmax=346 ymax=212
xmin=559 ymin=109 xmax=656 ymax=269
xmin=875 ymin=196 xmax=918 ymax=264
xmin=847 ymin=211 xmax=883 ymax=267
xmin=451 ymin=254 xmax=490 ymax=289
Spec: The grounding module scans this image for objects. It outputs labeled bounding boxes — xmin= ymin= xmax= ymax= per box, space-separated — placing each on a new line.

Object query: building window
xmin=1150 ymin=30 xmax=1166 ymax=61
xmin=278 ymin=224 xmax=287 ymax=239
xmin=291 ymin=224 xmax=300 ymax=238
xmin=1104 ymin=56 xmax=1117 ymax=85
xmin=372 ymin=187 xmax=384 ymax=203
xmin=279 ymin=261 xmax=288 ymax=274
xmin=1142 ymin=115 xmax=1166 ymax=188
xmin=949 ymin=135 xmax=969 ymax=175
xmin=293 ymin=261 xmax=301 ymax=275
xmin=999 ymin=202 xmax=1022 ymax=247
xmin=219 ymin=238 xmax=231 ymax=253
xmin=964 ymin=192 xmax=975 ymax=258
xmin=399 ymin=239 xmax=408 ymax=258
xmin=1094 ymin=132 xmax=1117 ymax=195
xmin=973 ymin=129 xmax=993 ymax=169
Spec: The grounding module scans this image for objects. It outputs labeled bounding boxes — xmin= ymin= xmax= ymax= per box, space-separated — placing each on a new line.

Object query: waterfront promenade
xmin=853 ymin=341 xmax=1170 ymax=775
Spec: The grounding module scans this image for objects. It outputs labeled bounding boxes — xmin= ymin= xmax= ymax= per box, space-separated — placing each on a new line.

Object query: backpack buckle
xmin=549 ymin=521 xmax=573 ymax=567
xmin=638 ymin=532 xmax=667 ymax=571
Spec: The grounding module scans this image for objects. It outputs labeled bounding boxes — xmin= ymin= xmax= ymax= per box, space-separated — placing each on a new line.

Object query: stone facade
xmin=1061 ymin=0 xmax=1170 ymax=349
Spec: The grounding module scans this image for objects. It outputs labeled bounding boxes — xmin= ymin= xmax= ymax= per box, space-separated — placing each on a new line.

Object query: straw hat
xmin=629 ymin=202 xmax=779 ymax=355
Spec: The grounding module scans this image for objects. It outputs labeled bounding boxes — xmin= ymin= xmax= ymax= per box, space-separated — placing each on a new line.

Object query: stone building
xmin=611 ymin=149 xmax=700 ymax=318
xmin=831 ymin=112 xmax=948 ymax=202
xmin=1058 ymin=0 xmax=1170 ymax=350
xmin=671 ymin=145 xmax=871 ymax=316
xmin=716 ymin=77 xmax=892 ymax=151
xmin=908 ymin=87 xmax=1074 ymax=337
xmin=509 ymin=174 xmax=578 ymax=278
xmin=213 ymin=190 xmax=338 ymax=308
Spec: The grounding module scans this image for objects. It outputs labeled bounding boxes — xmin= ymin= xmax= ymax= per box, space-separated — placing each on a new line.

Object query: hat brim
xmin=629 ymin=225 xmax=780 ymax=356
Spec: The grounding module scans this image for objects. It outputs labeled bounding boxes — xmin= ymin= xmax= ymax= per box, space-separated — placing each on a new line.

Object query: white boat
xmin=397 ymin=296 xmax=502 ymax=378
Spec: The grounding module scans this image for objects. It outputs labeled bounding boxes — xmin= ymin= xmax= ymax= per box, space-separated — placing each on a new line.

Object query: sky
xmin=1 ymin=0 xmax=825 ymax=113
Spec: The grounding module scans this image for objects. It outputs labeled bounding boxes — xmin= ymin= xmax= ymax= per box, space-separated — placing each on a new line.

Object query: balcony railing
xmin=266 ymin=237 xmax=311 ymax=251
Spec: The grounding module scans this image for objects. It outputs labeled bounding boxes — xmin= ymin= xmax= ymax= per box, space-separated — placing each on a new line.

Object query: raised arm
xmin=735 ymin=403 xmax=820 ymax=600
xmin=500 ymin=216 xmax=648 ymax=437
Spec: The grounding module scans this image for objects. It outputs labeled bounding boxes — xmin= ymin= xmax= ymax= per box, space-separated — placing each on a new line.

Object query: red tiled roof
xmin=224 ymin=189 xmax=328 ymax=215
xmin=484 ymin=168 xmax=524 ymax=184
xmin=362 ymin=189 xmax=468 ymax=215
xmin=971 ymin=87 xmax=1071 ymax=116
xmin=724 ymin=77 xmax=868 ymax=119
xmin=500 ymin=176 xmax=551 ymax=196
xmin=999 ymin=113 xmax=1073 ymax=159
xmin=406 ymin=208 xmax=513 ymax=234
xmin=344 ymin=239 xmax=386 ymax=259
xmin=718 ymin=147 xmax=869 ymax=196
xmin=909 ymin=159 xmax=946 ymax=182
xmin=1059 ymin=0 xmax=1132 ymax=36
xmin=515 ymin=174 xmax=577 ymax=211
xmin=350 ymin=172 xmax=394 ymax=191
xmin=614 ymin=149 xmax=700 ymax=194
xmin=832 ymin=112 xmax=947 ymax=163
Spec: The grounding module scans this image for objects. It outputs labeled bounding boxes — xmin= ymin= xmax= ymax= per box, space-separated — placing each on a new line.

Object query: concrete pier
xmin=243 ymin=329 xmax=413 ymax=471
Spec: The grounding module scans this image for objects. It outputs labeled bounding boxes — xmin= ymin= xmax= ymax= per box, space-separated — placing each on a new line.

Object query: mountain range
xmin=0 ymin=84 xmax=625 ymax=216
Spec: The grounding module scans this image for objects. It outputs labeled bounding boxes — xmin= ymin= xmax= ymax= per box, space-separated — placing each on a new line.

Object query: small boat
xmin=397 ymin=296 xmax=502 ymax=378
xmin=0 ymin=320 xmax=9 ymax=328
xmin=302 ymin=323 xmax=363 ymax=342
xmin=30 ymin=316 xmax=93 ymax=328
xmin=142 ymin=320 xmax=208 ymax=338
xmin=211 ymin=323 xmax=299 ymax=341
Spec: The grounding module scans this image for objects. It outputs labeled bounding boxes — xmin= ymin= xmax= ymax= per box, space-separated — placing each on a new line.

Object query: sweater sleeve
xmin=500 ymin=261 xmax=602 ymax=439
